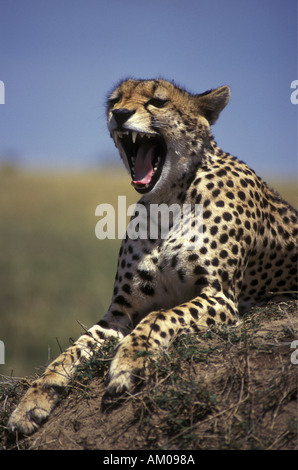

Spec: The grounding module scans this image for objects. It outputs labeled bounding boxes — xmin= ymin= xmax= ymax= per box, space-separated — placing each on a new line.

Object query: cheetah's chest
xmin=121 ymin=237 xmax=200 ymax=312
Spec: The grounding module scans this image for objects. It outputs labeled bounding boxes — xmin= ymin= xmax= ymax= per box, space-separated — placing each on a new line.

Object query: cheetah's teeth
xmin=132 ymin=131 xmax=138 ymax=144
xmin=113 ymin=130 xmax=155 ymax=143
xmin=112 ymin=132 xmax=118 ymax=144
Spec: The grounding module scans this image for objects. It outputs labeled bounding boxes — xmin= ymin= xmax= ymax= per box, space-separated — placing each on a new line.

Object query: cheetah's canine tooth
xmin=132 ymin=131 xmax=138 ymax=143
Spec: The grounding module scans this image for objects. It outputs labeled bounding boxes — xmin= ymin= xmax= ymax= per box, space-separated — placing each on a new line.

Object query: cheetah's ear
xmin=196 ymin=85 xmax=231 ymax=125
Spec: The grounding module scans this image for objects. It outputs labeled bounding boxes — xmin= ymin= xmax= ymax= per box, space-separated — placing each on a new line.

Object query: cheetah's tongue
xmin=132 ymin=144 xmax=156 ymax=185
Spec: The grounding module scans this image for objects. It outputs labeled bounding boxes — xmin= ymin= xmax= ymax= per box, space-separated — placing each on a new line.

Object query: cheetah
xmin=8 ymin=78 xmax=297 ymax=435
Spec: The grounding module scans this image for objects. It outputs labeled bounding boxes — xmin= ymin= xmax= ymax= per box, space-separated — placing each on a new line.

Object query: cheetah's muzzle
xmin=112 ymin=130 xmax=167 ymax=193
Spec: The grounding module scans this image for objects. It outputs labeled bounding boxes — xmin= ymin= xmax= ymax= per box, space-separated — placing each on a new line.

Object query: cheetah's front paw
xmin=102 ymin=343 xmax=151 ymax=406
xmin=8 ymin=384 xmax=60 ymax=435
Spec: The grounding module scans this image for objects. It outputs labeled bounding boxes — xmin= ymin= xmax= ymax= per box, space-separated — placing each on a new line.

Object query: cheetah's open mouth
xmin=112 ymin=131 xmax=167 ymax=193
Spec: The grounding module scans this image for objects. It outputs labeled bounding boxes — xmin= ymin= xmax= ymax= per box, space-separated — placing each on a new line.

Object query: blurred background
xmin=0 ymin=0 xmax=297 ymax=376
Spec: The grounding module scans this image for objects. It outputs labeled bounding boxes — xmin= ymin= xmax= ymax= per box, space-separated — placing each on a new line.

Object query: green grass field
xmin=0 ymin=167 xmax=138 ymax=376
xmin=0 ymin=168 xmax=297 ymax=377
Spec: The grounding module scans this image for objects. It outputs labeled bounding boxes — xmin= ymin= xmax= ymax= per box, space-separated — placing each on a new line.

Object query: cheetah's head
xmin=107 ymin=79 xmax=230 ymax=195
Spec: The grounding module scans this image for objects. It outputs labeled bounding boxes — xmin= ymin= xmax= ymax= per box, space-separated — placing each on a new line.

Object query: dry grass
xmin=1 ymin=300 xmax=297 ymax=450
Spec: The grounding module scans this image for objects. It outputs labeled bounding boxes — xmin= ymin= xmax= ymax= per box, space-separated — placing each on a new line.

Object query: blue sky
xmin=0 ymin=0 xmax=297 ymax=178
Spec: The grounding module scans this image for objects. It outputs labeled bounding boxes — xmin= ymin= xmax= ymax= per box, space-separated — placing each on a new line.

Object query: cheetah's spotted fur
xmin=9 ymin=79 xmax=297 ymax=435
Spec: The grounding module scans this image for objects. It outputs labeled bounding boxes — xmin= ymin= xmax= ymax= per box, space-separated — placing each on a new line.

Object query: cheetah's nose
xmin=112 ymin=108 xmax=136 ymax=128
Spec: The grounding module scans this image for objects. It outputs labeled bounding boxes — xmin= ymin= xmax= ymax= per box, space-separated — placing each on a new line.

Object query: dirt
xmin=1 ymin=300 xmax=297 ymax=451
